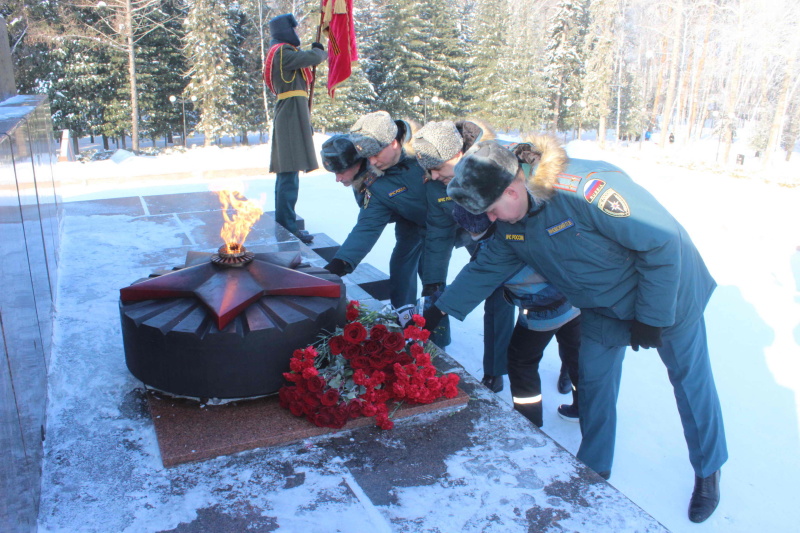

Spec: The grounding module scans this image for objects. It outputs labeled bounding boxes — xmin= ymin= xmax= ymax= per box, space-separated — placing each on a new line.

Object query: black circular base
xmin=120 ymin=266 xmax=345 ymax=398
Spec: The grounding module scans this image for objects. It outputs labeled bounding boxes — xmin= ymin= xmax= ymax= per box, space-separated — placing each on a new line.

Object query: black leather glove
xmin=323 ymin=258 xmax=349 ymax=277
xmin=630 ymin=320 xmax=663 ymax=351
xmin=311 ymin=42 xmax=325 ymax=50
xmin=422 ymin=304 xmax=445 ymax=332
xmin=421 ymin=283 xmax=444 ymax=297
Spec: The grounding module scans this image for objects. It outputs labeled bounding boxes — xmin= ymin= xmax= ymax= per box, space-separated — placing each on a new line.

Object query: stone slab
xmin=306 ymin=232 xmax=340 ymax=262
xmin=350 ymin=262 xmax=392 ymax=301
xmin=147 ymin=387 xmax=470 ymax=468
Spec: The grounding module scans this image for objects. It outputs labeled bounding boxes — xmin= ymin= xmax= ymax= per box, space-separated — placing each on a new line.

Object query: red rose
xmin=383 ymin=332 xmax=405 ymax=352
xmin=329 ymin=335 xmax=346 ymax=355
xmin=346 ymin=307 xmax=360 ymax=321
xmin=351 ymin=355 xmax=371 ymax=370
xmin=362 ymin=340 xmax=382 ymax=355
xmin=344 ymin=344 xmax=363 ymax=360
xmin=343 ymin=322 xmax=368 ymax=344
xmin=369 ymin=324 xmax=388 ymax=342
xmin=347 ymin=400 xmax=363 ymax=419
xmin=320 ymin=388 xmax=340 ymax=406
xmin=306 ymin=375 xmax=325 ymax=392
xmin=289 ymin=402 xmax=305 ymax=416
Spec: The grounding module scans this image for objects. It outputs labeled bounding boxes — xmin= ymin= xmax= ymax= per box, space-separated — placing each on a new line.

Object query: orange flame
xmin=217 ymin=190 xmax=264 ymax=253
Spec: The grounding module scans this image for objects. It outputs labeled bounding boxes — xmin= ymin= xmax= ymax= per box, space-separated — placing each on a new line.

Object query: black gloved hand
xmin=311 ymin=41 xmax=325 ymax=50
xmin=421 ymin=283 xmax=444 ymax=298
xmin=422 ymin=304 xmax=445 ymax=332
xmin=630 ymin=320 xmax=663 ymax=351
xmin=324 ymin=258 xmax=349 ymax=277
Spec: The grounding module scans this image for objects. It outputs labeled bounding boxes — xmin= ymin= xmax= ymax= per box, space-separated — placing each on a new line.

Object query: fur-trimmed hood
xmin=518 ymin=134 xmax=569 ymax=200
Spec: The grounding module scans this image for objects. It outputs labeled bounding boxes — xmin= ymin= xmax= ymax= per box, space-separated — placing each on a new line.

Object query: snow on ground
xmin=53 ymin=132 xmax=800 ymax=533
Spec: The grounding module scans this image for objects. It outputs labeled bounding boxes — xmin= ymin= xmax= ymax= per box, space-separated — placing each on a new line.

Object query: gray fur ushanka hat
xmin=447 ymin=140 xmax=520 ymax=214
xmin=412 ymin=121 xmax=463 ymax=170
xmin=320 ymin=134 xmax=361 ymax=173
xmin=349 ymin=111 xmax=398 ymax=158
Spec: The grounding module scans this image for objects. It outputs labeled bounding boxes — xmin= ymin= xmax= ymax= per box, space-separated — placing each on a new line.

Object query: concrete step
xmin=349 ymin=262 xmax=391 ymax=302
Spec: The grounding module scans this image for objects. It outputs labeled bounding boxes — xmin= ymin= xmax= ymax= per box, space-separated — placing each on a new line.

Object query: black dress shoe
xmin=294 ymin=230 xmax=314 ymax=244
xmin=596 ymin=470 xmax=611 ymax=480
xmin=688 ymin=470 xmax=721 ymax=523
xmin=481 ymin=374 xmax=504 ymax=393
xmin=557 ymin=367 xmax=572 ymax=394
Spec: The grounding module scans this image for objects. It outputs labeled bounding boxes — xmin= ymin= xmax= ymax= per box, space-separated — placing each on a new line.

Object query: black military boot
xmin=294 ymin=230 xmax=314 ymax=244
xmin=688 ymin=470 xmax=721 ymax=523
xmin=557 ymin=365 xmax=572 ymax=394
xmin=514 ymin=402 xmax=543 ymax=427
xmin=481 ymin=375 xmax=504 ymax=393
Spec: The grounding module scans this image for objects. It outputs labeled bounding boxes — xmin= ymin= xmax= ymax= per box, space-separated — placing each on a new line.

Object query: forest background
xmin=3 ymin=0 xmax=800 ymax=168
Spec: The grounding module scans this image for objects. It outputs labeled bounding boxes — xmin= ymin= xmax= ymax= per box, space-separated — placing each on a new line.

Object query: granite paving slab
xmin=147 ymin=386 xmax=470 ymax=468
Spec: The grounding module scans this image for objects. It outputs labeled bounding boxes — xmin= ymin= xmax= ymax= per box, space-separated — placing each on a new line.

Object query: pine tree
xmin=184 ymin=0 xmax=238 ymax=145
xmin=580 ymin=0 xmax=621 ymax=144
xmin=136 ymin=0 xmax=188 ymax=147
xmin=542 ymin=0 xmax=590 ymax=133
xmin=464 ymin=0 xmax=510 ymax=125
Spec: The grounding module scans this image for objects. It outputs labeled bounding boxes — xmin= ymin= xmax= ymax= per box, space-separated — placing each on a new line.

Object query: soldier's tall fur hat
xmin=320 ymin=134 xmax=361 ymax=173
xmin=349 ymin=111 xmax=398 ymax=158
xmin=268 ymin=14 xmax=300 ymax=47
xmin=447 ymin=141 xmax=520 ymax=214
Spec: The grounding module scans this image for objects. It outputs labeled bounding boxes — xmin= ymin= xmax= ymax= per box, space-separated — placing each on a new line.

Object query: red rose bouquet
xmin=279 ymin=300 xmax=460 ymax=430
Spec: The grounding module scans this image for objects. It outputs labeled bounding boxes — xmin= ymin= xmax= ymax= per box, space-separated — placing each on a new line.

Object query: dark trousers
xmin=275 ymin=171 xmax=300 ymax=235
xmin=389 ymin=219 xmax=423 ymax=309
xmin=482 ymin=287 xmax=515 ymax=376
xmin=507 ymin=315 xmax=582 ymax=426
xmin=576 ymin=317 xmax=727 ymax=477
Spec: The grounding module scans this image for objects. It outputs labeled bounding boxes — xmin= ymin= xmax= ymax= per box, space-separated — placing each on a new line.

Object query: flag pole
xmin=308 ymin=0 xmax=325 ymax=112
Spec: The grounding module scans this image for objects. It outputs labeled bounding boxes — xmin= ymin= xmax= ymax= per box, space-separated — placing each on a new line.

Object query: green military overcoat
xmin=269 ymin=45 xmax=326 ymax=173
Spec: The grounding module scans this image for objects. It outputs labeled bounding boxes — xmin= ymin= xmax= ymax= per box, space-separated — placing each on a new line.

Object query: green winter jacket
xmin=437 ymin=139 xmax=715 ymax=346
xmin=334 ymin=153 xmax=427 ymax=271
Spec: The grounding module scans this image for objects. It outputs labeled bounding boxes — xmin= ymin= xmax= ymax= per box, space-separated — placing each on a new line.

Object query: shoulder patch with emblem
xmin=583 ymin=179 xmax=606 ymax=203
xmin=363 ymin=190 xmax=371 ymax=209
xmin=553 ymin=173 xmax=581 ymax=193
xmin=388 ymin=186 xmax=408 ymax=198
xmin=505 ymin=233 xmax=525 ymax=242
xmin=546 ymin=218 xmax=575 ymax=236
xmin=597 ymin=189 xmax=630 ymax=217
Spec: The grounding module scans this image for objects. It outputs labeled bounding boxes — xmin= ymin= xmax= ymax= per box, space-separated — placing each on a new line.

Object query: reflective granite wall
xmin=0 ymin=95 xmax=60 ymax=532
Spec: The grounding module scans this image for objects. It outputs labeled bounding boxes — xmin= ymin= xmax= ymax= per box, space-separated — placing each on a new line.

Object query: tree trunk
xmin=659 ymin=0 xmax=683 ymax=148
xmin=598 ymin=114 xmax=607 ymax=149
xmin=721 ymin=5 xmax=744 ymax=165
xmin=687 ymin=5 xmax=714 ymax=140
xmin=648 ymin=37 xmax=668 ymax=133
xmin=125 ymin=0 xmax=140 ymax=153
xmin=764 ymin=48 xmax=797 ymax=165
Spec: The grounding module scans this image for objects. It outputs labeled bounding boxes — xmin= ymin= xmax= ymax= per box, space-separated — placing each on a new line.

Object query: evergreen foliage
xmin=542 ymin=0 xmax=590 ymax=133
xmin=184 ymin=0 xmax=238 ymax=145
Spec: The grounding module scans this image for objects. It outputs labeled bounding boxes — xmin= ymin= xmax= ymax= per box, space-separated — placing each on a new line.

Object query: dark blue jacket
xmin=334 ymin=153 xmax=427 ymax=271
xmin=437 ymin=157 xmax=715 ymax=346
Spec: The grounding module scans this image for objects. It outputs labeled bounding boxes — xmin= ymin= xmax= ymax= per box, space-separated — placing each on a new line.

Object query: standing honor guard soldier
xmin=265 ymin=14 xmax=326 ymax=244
xmin=424 ymin=137 xmax=727 ymax=524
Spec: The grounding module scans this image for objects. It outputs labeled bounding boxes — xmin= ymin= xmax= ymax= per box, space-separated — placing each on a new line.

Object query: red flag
xmin=321 ymin=0 xmax=358 ymax=98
